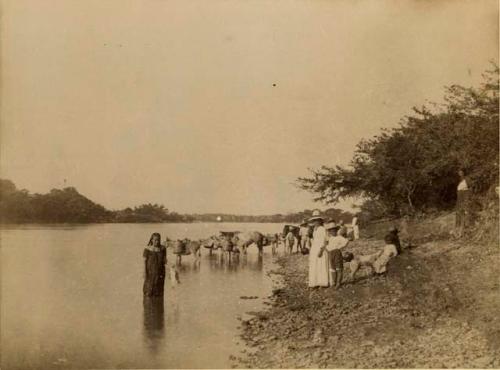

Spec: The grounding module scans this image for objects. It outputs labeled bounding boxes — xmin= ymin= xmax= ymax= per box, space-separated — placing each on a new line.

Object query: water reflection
xmin=192 ymin=258 xmax=201 ymax=272
xmin=175 ymin=259 xmax=201 ymax=274
xmin=142 ymin=296 xmax=165 ymax=355
xmin=204 ymin=252 xmax=264 ymax=273
xmin=240 ymin=254 xmax=263 ymax=271
xmin=2 ymin=223 xmax=280 ymax=369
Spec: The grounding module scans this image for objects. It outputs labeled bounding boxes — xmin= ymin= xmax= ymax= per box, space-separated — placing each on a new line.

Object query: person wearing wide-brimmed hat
xmin=308 ymin=210 xmax=330 ymax=288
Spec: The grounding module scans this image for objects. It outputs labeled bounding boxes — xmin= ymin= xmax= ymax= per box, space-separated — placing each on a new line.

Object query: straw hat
xmin=308 ymin=209 xmax=323 ymax=222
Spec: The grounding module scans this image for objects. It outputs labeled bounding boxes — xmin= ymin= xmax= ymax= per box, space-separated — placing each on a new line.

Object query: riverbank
xmin=233 ymin=215 xmax=500 ymax=368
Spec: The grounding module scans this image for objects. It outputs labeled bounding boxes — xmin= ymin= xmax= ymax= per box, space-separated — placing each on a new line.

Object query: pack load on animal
xmin=173 ymin=240 xmax=187 ymax=255
xmin=220 ymin=231 xmax=240 ymax=252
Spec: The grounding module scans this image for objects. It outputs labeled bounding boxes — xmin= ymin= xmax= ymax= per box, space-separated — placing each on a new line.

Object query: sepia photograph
xmin=1 ymin=0 xmax=499 ymax=369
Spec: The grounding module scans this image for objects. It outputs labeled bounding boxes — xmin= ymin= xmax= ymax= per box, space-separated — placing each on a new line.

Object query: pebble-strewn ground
xmin=232 ymin=221 xmax=499 ymax=368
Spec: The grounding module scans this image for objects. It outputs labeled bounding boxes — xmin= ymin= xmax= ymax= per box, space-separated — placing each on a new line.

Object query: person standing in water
xmin=143 ymin=233 xmax=167 ymax=296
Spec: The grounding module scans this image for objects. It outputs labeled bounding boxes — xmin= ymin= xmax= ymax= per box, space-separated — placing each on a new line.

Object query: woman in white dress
xmin=308 ymin=210 xmax=330 ymax=288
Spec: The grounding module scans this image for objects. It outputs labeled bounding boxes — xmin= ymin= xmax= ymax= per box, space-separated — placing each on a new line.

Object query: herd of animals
xmin=164 ymin=230 xmax=281 ymax=264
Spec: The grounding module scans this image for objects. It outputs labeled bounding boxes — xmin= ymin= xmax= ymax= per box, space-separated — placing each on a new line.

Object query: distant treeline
xmin=0 ymin=179 xmax=351 ymax=224
xmin=0 ymin=179 xmax=194 ymax=223
xmin=298 ymin=64 xmax=499 ymax=221
xmin=191 ymin=208 xmax=353 ymax=224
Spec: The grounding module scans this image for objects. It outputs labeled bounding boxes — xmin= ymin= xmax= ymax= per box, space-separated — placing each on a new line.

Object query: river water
xmin=1 ymin=223 xmax=285 ymax=369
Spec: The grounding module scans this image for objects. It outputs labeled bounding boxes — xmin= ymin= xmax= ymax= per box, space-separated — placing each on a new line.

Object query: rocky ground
xmin=232 ymin=215 xmax=500 ymax=368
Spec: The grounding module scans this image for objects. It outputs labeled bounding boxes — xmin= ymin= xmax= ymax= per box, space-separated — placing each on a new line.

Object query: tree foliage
xmin=1 ymin=180 xmax=351 ymax=224
xmin=0 ymin=180 xmax=110 ymax=223
xmin=192 ymin=208 xmax=353 ymax=224
xmin=0 ymin=180 xmax=193 ymax=224
xmin=297 ymin=64 xmax=499 ymax=218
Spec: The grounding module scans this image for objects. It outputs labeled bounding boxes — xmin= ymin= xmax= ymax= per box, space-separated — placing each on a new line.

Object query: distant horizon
xmin=1 ymin=177 xmax=356 ymax=216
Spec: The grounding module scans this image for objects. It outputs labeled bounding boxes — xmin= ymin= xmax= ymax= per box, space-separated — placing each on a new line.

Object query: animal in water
xmin=169 ymin=238 xmax=201 ymax=264
xmin=232 ymin=231 xmax=267 ymax=256
xmin=212 ymin=235 xmax=237 ymax=259
xmin=201 ymin=236 xmax=220 ymax=255
xmin=186 ymin=239 xmax=202 ymax=258
xmin=220 ymin=237 xmax=234 ymax=255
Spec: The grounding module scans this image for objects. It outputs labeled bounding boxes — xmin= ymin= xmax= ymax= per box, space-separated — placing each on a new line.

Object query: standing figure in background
xmin=286 ymin=229 xmax=296 ymax=254
xmin=299 ymin=220 xmax=311 ymax=252
xmin=455 ymin=169 xmax=470 ymax=238
xmin=308 ymin=210 xmax=330 ymax=288
xmin=270 ymin=233 xmax=279 ymax=255
xmin=280 ymin=232 xmax=286 ymax=253
xmin=143 ymin=233 xmax=167 ymax=297
xmin=352 ymin=214 xmax=360 ymax=240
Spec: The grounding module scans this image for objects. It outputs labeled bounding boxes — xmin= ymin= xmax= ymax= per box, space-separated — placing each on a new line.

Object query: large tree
xmin=297 ymin=64 xmax=499 ymax=217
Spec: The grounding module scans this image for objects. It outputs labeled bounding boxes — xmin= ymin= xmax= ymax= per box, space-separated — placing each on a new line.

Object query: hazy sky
xmin=1 ymin=0 xmax=498 ymax=214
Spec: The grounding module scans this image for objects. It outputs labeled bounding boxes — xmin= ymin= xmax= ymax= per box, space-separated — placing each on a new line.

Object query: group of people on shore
xmin=281 ymin=215 xmax=360 ymax=256
xmin=141 ymin=212 xmax=400 ymax=296
xmin=307 ymin=210 xmax=403 ymax=289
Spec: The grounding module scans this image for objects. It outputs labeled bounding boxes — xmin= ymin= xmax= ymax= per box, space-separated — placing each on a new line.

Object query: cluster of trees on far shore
xmin=298 ymin=64 xmax=499 ymax=221
xmin=0 ymin=179 xmax=194 ymax=224
xmin=0 ymin=180 xmax=111 ymax=223
xmin=0 ymin=179 xmax=351 ymax=224
xmin=192 ymin=208 xmax=353 ymax=224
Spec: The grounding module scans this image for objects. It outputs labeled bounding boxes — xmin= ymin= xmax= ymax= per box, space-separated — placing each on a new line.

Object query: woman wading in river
xmin=143 ymin=233 xmax=167 ymax=296
xmin=308 ymin=210 xmax=330 ymax=288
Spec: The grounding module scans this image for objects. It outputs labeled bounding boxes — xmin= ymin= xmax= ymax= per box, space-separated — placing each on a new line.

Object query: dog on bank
xmin=342 ymin=251 xmax=383 ymax=280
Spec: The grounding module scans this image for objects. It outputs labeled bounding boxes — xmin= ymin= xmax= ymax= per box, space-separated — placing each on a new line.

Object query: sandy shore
xmin=232 ymin=223 xmax=499 ymax=368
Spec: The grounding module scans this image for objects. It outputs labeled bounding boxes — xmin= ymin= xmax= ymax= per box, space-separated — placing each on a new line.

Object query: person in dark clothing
xmin=143 ymin=232 xmax=167 ymax=296
xmin=385 ymin=226 xmax=402 ymax=254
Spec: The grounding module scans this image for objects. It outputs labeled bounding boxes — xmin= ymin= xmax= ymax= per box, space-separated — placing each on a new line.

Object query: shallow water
xmin=1 ymin=223 xmax=284 ymax=369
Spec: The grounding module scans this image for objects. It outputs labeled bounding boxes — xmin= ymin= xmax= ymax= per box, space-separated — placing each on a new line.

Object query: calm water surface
xmin=1 ymin=223 xmax=285 ymax=369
